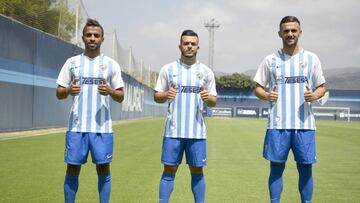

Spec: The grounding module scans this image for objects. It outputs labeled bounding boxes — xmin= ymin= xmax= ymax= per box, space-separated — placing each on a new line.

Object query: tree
xmin=216 ymin=73 xmax=255 ymax=89
xmin=52 ymin=2 xmax=78 ymax=41
xmin=0 ymin=0 xmax=77 ymax=42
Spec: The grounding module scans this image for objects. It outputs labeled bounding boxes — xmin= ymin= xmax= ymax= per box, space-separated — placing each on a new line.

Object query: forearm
xmin=313 ymin=84 xmax=326 ymax=100
xmin=255 ymin=86 xmax=269 ymax=101
xmin=205 ymin=95 xmax=217 ymax=107
xmin=110 ymin=88 xmax=124 ymax=103
xmin=56 ymin=86 xmax=69 ymax=100
xmin=154 ymin=91 xmax=168 ymax=103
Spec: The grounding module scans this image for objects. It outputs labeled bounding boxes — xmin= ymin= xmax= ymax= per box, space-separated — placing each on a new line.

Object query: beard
xmin=86 ymin=46 xmax=100 ymax=52
xmin=283 ymin=37 xmax=298 ymax=47
xmin=85 ymin=43 xmax=101 ymax=52
xmin=181 ymin=50 xmax=197 ymax=58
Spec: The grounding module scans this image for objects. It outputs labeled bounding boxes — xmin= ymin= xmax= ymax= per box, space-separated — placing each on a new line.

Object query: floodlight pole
xmin=204 ymin=18 xmax=220 ymax=117
xmin=204 ymin=18 xmax=220 ymax=70
xmin=75 ymin=0 xmax=79 ymax=45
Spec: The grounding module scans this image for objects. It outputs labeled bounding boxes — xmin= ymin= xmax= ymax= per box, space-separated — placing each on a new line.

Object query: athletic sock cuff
xmin=191 ymin=173 xmax=204 ymax=179
xmin=162 ymin=173 xmax=175 ymax=181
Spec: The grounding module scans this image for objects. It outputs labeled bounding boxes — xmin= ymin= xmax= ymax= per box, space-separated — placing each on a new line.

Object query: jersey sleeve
xmin=154 ymin=66 xmax=168 ymax=92
xmin=56 ymin=59 xmax=71 ymax=88
xmin=311 ymin=55 xmax=326 ymax=88
xmin=206 ymin=69 xmax=217 ymax=96
xmin=110 ymin=61 xmax=124 ymax=90
xmin=253 ymin=57 xmax=270 ymax=88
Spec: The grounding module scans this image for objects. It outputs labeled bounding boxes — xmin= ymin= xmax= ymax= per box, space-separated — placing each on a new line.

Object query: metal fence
xmin=0 ymin=15 xmax=166 ymax=132
xmin=0 ymin=0 xmax=158 ymax=87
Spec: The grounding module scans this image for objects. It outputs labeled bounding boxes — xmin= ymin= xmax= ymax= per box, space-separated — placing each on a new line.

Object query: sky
xmin=82 ymin=0 xmax=360 ymax=74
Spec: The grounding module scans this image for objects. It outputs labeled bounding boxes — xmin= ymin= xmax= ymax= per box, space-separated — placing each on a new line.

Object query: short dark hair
xmin=181 ymin=29 xmax=198 ymax=38
xmin=82 ymin=18 xmax=104 ymax=37
xmin=180 ymin=29 xmax=199 ymax=43
xmin=279 ymin=16 xmax=301 ymax=27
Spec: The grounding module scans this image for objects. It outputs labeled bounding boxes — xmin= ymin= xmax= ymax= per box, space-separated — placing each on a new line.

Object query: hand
xmin=267 ymin=86 xmax=278 ymax=102
xmin=68 ymin=78 xmax=80 ymax=96
xmin=98 ymin=78 xmax=112 ymax=96
xmin=304 ymin=86 xmax=316 ymax=102
xmin=167 ymin=83 xmax=177 ymax=100
xmin=200 ymin=86 xmax=209 ymax=102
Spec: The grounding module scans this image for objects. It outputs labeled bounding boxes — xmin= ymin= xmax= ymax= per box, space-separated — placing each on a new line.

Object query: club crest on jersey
xmin=99 ymin=64 xmax=107 ymax=69
xmin=196 ymin=71 xmax=204 ymax=79
xmin=299 ymin=60 xmax=307 ymax=68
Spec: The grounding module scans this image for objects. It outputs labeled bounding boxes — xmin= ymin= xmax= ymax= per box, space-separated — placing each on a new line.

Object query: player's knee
xmin=296 ymin=163 xmax=312 ymax=173
xmin=67 ymin=164 xmax=81 ymax=175
xmin=96 ymin=163 xmax=110 ymax=174
xmin=164 ymin=165 xmax=178 ymax=174
xmin=189 ymin=166 xmax=203 ymax=174
xmin=271 ymin=162 xmax=286 ymax=168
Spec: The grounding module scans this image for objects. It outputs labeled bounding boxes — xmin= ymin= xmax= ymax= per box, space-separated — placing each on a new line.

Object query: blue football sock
xmin=269 ymin=162 xmax=286 ymax=203
xmin=98 ymin=173 xmax=111 ymax=203
xmin=191 ymin=173 xmax=205 ymax=203
xmin=159 ymin=173 xmax=175 ymax=203
xmin=297 ymin=163 xmax=313 ymax=203
xmin=64 ymin=173 xmax=79 ymax=203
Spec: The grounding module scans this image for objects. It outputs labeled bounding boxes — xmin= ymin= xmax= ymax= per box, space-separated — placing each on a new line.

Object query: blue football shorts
xmin=64 ymin=131 xmax=114 ymax=165
xmin=263 ymin=129 xmax=316 ymax=164
xmin=161 ymin=137 xmax=207 ymax=167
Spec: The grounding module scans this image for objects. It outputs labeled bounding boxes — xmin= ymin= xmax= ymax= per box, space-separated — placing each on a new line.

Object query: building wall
xmin=0 ymin=15 xmax=166 ymax=131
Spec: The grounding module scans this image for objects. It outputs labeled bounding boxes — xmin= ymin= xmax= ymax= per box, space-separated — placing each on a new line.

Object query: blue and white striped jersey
xmin=57 ymin=53 xmax=124 ymax=133
xmin=155 ymin=60 xmax=217 ymax=139
xmin=254 ymin=49 xmax=325 ymax=130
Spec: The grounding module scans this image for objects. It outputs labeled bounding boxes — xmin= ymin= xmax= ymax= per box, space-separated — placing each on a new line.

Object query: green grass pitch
xmin=0 ymin=118 xmax=359 ymax=202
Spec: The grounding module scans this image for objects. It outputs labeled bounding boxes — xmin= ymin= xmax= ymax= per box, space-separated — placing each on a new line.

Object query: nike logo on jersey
xmin=106 ymin=155 xmax=113 ymax=159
